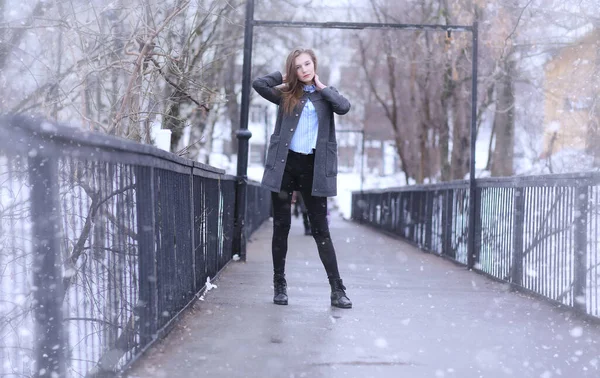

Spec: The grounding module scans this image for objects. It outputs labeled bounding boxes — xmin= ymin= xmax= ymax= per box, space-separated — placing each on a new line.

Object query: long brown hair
xmin=281 ymin=48 xmax=318 ymax=114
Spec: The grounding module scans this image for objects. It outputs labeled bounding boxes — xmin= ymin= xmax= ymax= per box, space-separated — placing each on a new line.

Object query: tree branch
xmin=62 ymin=183 xmax=137 ymax=299
xmin=149 ymin=57 xmax=210 ymax=111
xmin=111 ymin=1 xmax=191 ymax=134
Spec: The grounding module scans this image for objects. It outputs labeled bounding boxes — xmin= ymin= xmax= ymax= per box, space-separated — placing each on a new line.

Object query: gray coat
xmin=252 ymin=71 xmax=351 ymax=197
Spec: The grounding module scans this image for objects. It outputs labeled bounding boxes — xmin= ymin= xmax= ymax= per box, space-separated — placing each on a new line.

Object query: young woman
xmin=252 ymin=48 xmax=352 ymax=309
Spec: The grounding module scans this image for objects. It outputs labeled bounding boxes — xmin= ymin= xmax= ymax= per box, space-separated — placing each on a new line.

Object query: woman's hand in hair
xmin=282 ymin=73 xmax=287 ymax=83
xmin=314 ymin=74 xmax=327 ymax=91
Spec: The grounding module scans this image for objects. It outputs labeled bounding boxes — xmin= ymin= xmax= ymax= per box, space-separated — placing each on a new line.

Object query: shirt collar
xmin=303 ymin=84 xmax=316 ymax=93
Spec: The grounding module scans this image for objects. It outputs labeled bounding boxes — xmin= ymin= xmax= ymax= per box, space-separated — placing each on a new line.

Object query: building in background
xmin=541 ymin=28 xmax=600 ymax=166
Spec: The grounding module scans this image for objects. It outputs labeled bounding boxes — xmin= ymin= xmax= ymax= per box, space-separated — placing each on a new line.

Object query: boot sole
xmin=274 ymin=300 xmax=288 ymax=305
xmin=331 ymin=302 xmax=352 ymax=309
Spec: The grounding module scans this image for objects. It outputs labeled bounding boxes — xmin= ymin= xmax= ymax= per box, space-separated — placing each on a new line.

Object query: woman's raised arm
xmin=252 ymin=71 xmax=284 ymax=105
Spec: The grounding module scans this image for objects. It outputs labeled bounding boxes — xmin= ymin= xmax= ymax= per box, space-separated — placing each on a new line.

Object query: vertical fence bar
xmin=511 ymin=186 xmax=525 ymax=288
xmin=389 ymin=193 xmax=394 ymax=232
xmin=473 ymin=187 xmax=483 ymax=268
xmin=442 ymin=189 xmax=455 ymax=259
xmin=592 ymin=187 xmax=599 ymax=316
xmin=408 ymin=192 xmax=415 ymax=241
xmin=393 ymin=192 xmax=400 ymax=235
xmin=399 ymin=192 xmax=405 ymax=236
xmin=553 ymin=187 xmax=561 ymax=301
xmin=135 ymin=166 xmax=158 ymax=349
xmin=573 ymin=185 xmax=588 ymax=312
xmin=135 ymin=166 xmax=158 ymax=346
xmin=196 ymin=175 xmax=207 ymax=289
xmin=189 ymin=169 xmax=197 ymax=294
xmin=29 ymin=154 xmax=66 ymax=378
xmin=544 ymin=186 xmax=551 ymax=299
xmin=425 ymin=191 xmax=433 ymax=251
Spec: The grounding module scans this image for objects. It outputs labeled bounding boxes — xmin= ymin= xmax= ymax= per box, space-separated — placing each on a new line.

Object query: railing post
xmin=398 ymin=192 xmax=406 ymax=238
xmin=511 ymin=186 xmax=525 ymax=288
xmin=385 ymin=192 xmax=392 ymax=231
xmin=361 ymin=192 xmax=366 ymax=224
xmin=573 ymin=185 xmax=588 ymax=313
xmin=29 ymin=154 xmax=66 ymax=378
xmin=244 ymin=183 xmax=254 ymax=241
xmin=408 ymin=192 xmax=416 ymax=242
xmin=467 ymin=20 xmax=479 ymax=270
xmin=135 ymin=166 xmax=158 ymax=348
xmin=474 ymin=187 xmax=483 ymax=267
xmin=442 ymin=189 xmax=455 ymax=259
xmin=424 ymin=191 xmax=434 ymax=251
xmin=352 ymin=192 xmax=360 ymax=223
xmin=189 ymin=169 xmax=197 ymax=291
xmin=391 ymin=193 xmax=396 ymax=234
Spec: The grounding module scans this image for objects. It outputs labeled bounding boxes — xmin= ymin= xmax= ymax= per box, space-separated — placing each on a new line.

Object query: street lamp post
xmin=232 ymin=0 xmax=255 ymax=261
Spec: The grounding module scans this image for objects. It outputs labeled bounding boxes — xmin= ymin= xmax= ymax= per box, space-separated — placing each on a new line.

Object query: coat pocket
xmin=265 ymin=135 xmax=280 ymax=169
xmin=325 ymin=142 xmax=338 ymax=177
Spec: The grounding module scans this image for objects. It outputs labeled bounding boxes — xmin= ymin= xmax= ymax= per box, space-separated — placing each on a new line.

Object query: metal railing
xmin=352 ymin=173 xmax=600 ymax=319
xmin=0 ymin=116 xmax=271 ymax=377
xmin=246 ymin=182 xmax=272 ymax=239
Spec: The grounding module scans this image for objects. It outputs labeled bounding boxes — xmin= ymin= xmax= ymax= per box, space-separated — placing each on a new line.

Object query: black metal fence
xmin=246 ymin=182 xmax=272 ymax=240
xmin=352 ymin=173 xmax=600 ymax=319
xmin=0 ymin=116 xmax=271 ymax=377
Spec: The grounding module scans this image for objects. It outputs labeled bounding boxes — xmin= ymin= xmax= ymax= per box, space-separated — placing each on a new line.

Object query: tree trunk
xmin=490 ymin=58 xmax=516 ymax=177
xmin=126 ymin=73 xmax=143 ymax=142
xmin=450 ymin=80 xmax=470 ymax=180
xmin=394 ymin=135 xmax=411 ymax=185
xmin=108 ymin=11 xmax=124 ymax=130
xmin=592 ymin=44 xmax=600 ymax=167
xmin=165 ymin=99 xmax=184 ymax=152
xmin=0 ymin=1 xmax=46 ymax=69
xmin=439 ymin=77 xmax=451 ymax=181
xmin=439 ymin=0 xmax=453 ymax=182
xmin=186 ymin=107 xmax=209 ymax=161
xmin=439 ymin=118 xmax=451 ymax=181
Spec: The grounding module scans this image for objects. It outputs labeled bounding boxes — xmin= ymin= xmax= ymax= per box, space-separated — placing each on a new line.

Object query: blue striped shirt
xmin=289 ymin=85 xmax=318 ymax=154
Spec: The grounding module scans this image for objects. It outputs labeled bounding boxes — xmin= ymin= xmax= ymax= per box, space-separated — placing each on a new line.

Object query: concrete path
xmin=126 ymin=213 xmax=600 ymax=378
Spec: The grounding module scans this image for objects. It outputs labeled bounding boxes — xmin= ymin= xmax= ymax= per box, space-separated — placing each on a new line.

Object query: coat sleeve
xmin=252 ymin=71 xmax=284 ymax=105
xmin=320 ymin=86 xmax=351 ymax=115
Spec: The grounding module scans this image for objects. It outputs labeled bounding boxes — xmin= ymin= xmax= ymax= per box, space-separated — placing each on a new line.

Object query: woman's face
xmin=294 ymin=53 xmax=315 ymax=84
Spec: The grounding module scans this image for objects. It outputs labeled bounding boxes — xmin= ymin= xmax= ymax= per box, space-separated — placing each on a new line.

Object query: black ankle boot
xmin=329 ymin=278 xmax=352 ymax=309
xmin=273 ymin=274 xmax=288 ymax=305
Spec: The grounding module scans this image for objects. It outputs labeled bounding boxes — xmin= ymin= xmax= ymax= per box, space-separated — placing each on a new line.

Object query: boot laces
xmin=274 ymin=277 xmax=286 ymax=292
xmin=332 ymin=279 xmax=346 ymax=293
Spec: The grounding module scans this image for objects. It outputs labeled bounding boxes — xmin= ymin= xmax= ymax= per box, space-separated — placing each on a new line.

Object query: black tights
xmin=271 ymin=150 xmax=340 ymax=280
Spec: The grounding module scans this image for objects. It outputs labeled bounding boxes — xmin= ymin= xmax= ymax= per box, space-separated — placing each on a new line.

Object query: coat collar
xmin=303 ymin=90 xmax=323 ymax=102
xmin=294 ymin=91 xmax=323 ymax=111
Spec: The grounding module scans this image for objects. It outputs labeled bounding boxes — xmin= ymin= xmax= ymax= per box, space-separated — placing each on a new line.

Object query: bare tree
xmin=1 ymin=0 xmax=241 ymax=154
xmin=352 ymin=0 xmax=476 ymax=183
xmin=485 ymin=1 xmax=530 ymax=176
